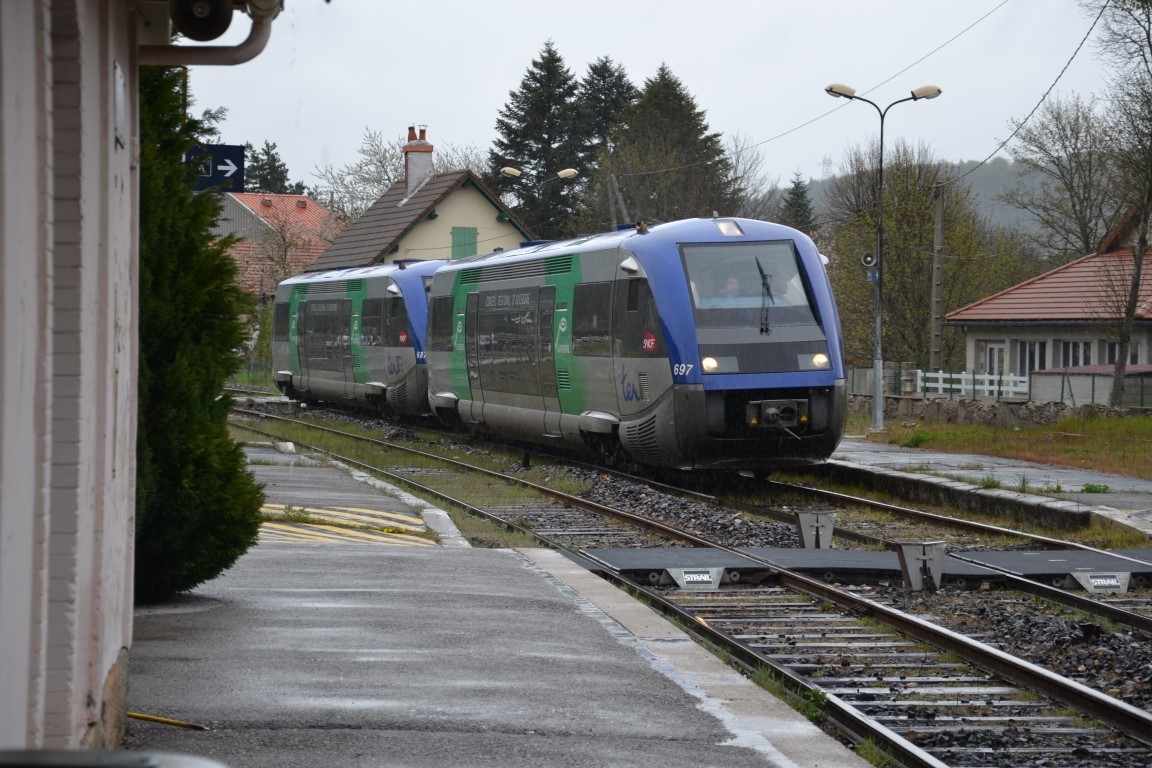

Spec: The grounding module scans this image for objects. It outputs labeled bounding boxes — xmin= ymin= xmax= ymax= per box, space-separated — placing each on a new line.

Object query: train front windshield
xmin=682 ymin=241 xmax=831 ymax=375
xmin=683 ymin=241 xmax=818 ymax=327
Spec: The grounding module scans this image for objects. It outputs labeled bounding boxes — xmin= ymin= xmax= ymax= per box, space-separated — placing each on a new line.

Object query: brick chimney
xmin=403 ymin=125 xmax=434 ymax=196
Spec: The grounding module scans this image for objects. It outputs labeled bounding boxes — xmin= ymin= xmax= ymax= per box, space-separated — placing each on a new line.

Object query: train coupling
xmin=744 ymin=399 xmax=809 ymax=430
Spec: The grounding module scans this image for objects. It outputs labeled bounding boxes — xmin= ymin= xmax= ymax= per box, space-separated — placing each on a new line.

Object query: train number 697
xmin=672 ymin=363 xmax=694 ymax=376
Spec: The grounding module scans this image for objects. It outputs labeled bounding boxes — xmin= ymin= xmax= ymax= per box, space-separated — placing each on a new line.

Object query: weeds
xmin=853 ymin=412 xmax=1152 ymax=481
xmin=898 ymin=430 xmax=933 ymax=448
xmin=855 ymin=739 xmax=898 ymax=767
xmin=280 ymin=505 xmax=312 ymax=523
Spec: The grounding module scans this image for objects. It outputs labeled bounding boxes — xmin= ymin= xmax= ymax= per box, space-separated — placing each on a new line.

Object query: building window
xmin=1100 ymin=340 xmax=1140 ymax=365
xmin=451 ymin=227 xmax=478 ymax=259
xmin=1015 ymin=340 xmax=1046 ymax=376
xmin=1059 ymin=340 xmax=1091 ymax=367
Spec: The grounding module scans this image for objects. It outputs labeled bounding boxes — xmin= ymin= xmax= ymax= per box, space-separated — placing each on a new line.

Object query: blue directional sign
xmin=188 ymin=143 xmax=245 ymax=192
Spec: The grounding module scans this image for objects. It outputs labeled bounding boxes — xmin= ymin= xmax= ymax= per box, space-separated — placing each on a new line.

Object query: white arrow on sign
xmin=218 ymin=158 xmax=238 ymax=177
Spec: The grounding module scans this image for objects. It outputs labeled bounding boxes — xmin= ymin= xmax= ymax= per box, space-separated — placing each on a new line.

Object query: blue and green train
xmin=273 ymin=217 xmax=846 ymax=473
xmin=272 ymin=259 xmax=443 ymax=417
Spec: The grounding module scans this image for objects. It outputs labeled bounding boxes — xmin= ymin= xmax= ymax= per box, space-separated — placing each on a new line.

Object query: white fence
xmin=916 ymin=370 xmax=1030 ymax=399
xmin=845 ymin=367 xmax=1029 ymax=401
xmin=847 ymin=366 xmax=1152 ymax=407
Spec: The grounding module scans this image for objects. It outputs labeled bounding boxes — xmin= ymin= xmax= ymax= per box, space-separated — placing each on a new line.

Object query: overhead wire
xmin=618 ymin=0 xmax=1106 ymax=193
xmin=617 ymin=1 xmax=1014 ymax=181
xmin=937 ymin=0 xmax=1111 ymax=188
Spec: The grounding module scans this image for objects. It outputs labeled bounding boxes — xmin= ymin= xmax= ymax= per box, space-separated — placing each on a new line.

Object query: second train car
xmin=424 ymin=216 xmax=846 ymax=473
xmin=271 ymin=259 xmax=443 ymax=417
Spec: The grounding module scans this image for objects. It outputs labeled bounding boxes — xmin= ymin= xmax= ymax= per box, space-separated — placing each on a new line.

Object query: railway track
xmin=229 ymin=408 xmax=1152 ymax=767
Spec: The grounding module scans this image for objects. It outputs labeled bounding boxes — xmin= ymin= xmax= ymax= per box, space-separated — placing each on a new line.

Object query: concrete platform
xmin=829 ymin=438 xmax=1152 ymax=537
xmin=125 ymin=448 xmax=870 ymax=768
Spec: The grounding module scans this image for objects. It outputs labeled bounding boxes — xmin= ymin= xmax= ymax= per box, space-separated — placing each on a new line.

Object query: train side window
xmin=273 ymin=302 xmax=290 ymax=342
xmin=572 ymin=282 xmax=611 ymax=357
xmin=429 ymin=295 xmax=455 ymax=352
xmin=361 ymin=299 xmax=383 ymax=346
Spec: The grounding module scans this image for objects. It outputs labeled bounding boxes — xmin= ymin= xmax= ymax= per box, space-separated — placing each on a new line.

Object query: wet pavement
xmin=832 ymin=437 xmax=1152 ymax=536
xmin=124 ymin=446 xmax=871 ymax=768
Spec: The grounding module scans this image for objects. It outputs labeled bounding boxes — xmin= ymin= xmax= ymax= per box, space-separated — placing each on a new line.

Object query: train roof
xmin=278 ymin=259 xmax=444 ymax=287
xmin=433 ymin=217 xmax=811 ymax=273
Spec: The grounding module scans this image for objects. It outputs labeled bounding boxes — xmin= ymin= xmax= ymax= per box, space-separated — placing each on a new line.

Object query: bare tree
xmin=726 ymin=132 xmax=781 ymax=221
xmin=1001 ymin=93 xmax=1124 ymax=262
xmin=823 ymin=139 xmax=1038 ymax=368
xmin=235 ymin=203 xmax=346 ymax=299
xmin=1091 ymin=0 xmax=1152 ymax=405
xmin=312 ymin=128 xmax=488 ymax=222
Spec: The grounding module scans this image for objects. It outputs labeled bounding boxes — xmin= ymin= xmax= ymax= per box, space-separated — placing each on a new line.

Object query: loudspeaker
xmin=860 ymin=252 xmax=877 ymax=267
xmin=169 ymin=0 xmax=234 ymax=42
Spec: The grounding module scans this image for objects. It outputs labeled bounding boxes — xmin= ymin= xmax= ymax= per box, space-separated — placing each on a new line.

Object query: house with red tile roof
xmin=306 ymin=127 xmax=533 ymax=272
xmin=946 ymin=246 xmax=1152 ymax=384
xmin=212 ymin=191 xmax=342 ymax=298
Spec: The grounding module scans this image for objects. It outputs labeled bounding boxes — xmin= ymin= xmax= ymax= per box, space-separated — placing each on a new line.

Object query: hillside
xmin=809 ymin=156 xmax=1039 ymax=233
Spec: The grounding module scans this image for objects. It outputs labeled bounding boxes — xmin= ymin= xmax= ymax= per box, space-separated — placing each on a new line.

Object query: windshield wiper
xmin=755 ymin=258 xmax=773 ymax=336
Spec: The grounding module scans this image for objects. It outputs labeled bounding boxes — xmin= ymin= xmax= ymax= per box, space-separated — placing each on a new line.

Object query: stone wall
xmin=849 ymin=394 xmax=1141 ymax=427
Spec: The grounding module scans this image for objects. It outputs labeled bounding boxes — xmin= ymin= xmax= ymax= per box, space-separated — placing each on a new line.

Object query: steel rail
xmin=232 ymin=410 xmax=1152 ymax=749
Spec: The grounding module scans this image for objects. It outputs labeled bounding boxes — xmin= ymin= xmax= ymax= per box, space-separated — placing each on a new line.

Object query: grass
xmin=848 ymin=411 xmax=1152 ymax=480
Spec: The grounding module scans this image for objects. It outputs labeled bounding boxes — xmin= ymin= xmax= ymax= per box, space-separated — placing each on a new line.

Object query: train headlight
xmin=798 ymin=352 xmax=831 ymax=370
xmin=701 ymin=356 xmax=719 ymax=372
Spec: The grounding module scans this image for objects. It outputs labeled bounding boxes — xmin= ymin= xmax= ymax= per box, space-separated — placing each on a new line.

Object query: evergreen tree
xmin=575 ymin=56 xmax=636 ymax=156
xmin=136 ymin=65 xmax=264 ymax=604
xmin=245 ymin=139 xmax=305 ymax=194
xmin=490 ymin=41 xmax=585 ymax=240
xmin=608 ymin=65 xmax=738 ymax=223
xmin=779 ymin=172 xmax=817 ymax=235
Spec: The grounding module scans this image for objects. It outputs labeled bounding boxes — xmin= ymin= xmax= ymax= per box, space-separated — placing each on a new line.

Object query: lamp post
xmin=499 ymin=165 xmax=579 ymax=191
xmin=824 ymin=83 xmax=942 ymax=432
xmin=499 ymin=166 xmax=579 ymax=240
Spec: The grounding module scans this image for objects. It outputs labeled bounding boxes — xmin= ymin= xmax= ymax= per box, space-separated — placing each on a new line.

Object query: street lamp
xmin=499 ymin=166 xmax=580 ymax=240
xmin=499 ymin=166 xmax=579 ymax=188
xmin=824 ymin=82 xmax=942 ymax=432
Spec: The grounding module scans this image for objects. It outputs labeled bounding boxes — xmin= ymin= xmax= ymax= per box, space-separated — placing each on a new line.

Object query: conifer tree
xmin=136 ymin=65 xmax=264 ymax=604
xmin=780 ymin=172 xmax=817 ymax=235
xmin=608 ymin=65 xmax=738 ymax=223
xmin=245 ymin=139 xmax=305 ymax=194
xmin=490 ymin=40 xmax=585 ymax=240
xmin=575 ymin=56 xmax=636 ymax=156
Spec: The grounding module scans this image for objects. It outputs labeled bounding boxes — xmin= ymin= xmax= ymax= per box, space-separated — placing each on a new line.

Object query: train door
xmin=296 ymin=301 xmax=310 ymax=393
xmin=538 ymin=286 xmax=561 ymax=436
xmin=611 ymin=277 xmax=665 ymax=415
xmin=341 ymin=299 xmax=354 ymax=398
xmin=464 ymin=292 xmax=483 ymax=423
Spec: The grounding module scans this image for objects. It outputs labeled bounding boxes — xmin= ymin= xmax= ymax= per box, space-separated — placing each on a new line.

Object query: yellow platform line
xmin=332 ymin=506 xmax=426 ymax=527
xmin=259 ymin=521 xmax=433 ymax=546
xmin=262 ymin=503 xmax=424 ymax=531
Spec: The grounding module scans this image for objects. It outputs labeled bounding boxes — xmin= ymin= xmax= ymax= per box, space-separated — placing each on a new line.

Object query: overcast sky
xmin=187 ymin=0 xmax=1112 ymax=191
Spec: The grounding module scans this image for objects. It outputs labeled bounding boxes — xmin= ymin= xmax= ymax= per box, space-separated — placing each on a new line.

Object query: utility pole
xmin=608 ymin=172 xmax=630 ymax=225
xmin=929 ymin=184 xmax=945 ymax=371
